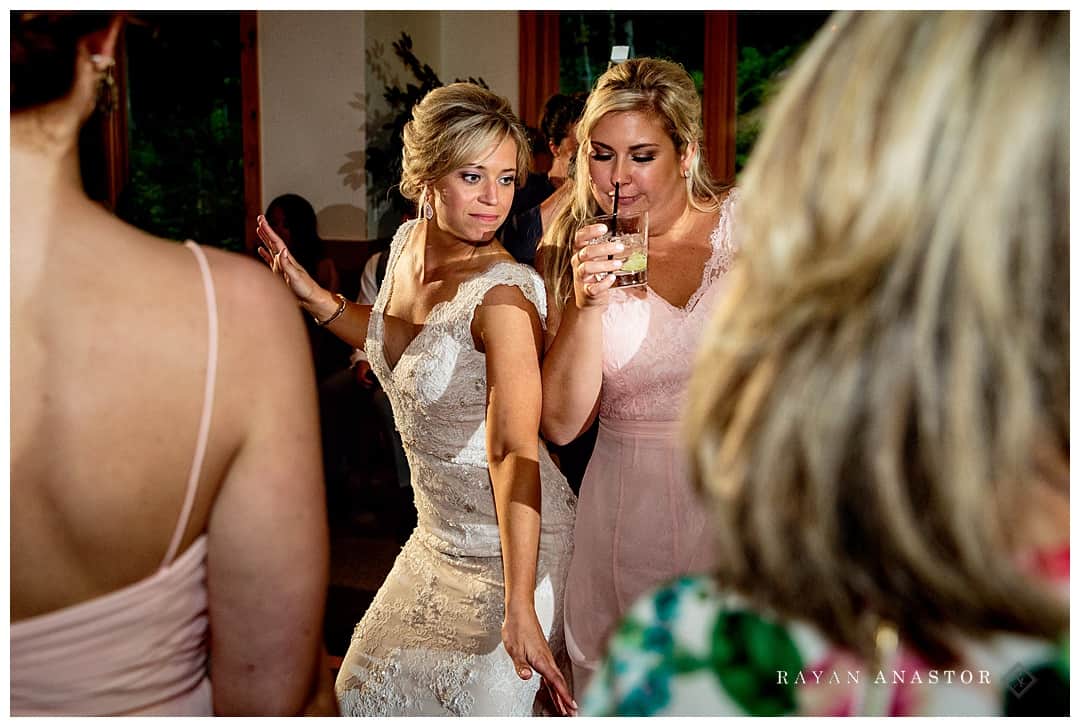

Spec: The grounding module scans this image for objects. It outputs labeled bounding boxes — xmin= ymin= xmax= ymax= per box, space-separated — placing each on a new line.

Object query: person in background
xmin=350 ymin=246 xmax=412 ymax=497
xmin=538 ymin=58 xmax=738 ymax=696
xmin=265 ymin=193 xmax=340 ymax=292
xmin=265 ymin=193 xmax=351 ymax=380
xmin=257 ymin=82 xmax=577 ymax=717
xmin=502 ymin=91 xmax=596 ymax=495
xmin=500 ymin=92 xmax=588 ymax=266
xmin=585 ymin=10 xmax=1068 ymax=717
xmin=11 ymin=11 xmax=333 ymax=715
xmin=318 ymin=243 xmax=414 ymax=538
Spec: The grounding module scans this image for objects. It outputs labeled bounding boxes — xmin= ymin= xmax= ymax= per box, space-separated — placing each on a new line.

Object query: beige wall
xmin=258 ymin=11 xmax=367 ymax=240
xmin=259 ymin=11 xmax=519 ymax=240
xmin=438 ymin=12 xmax=519 ymax=110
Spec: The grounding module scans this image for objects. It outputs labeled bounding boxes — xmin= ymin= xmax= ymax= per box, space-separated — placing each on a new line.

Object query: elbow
xmin=540 ymin=415 xmax=577 ymax=447
xmin=487 ymin=440 xmax=536 ymax=467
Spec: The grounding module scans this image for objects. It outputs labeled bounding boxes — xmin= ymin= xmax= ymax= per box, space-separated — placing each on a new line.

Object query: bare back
xmin=11 ymin=201 xmax=329 ymax=713
xmin=14 ymin=217 xmax=228 ymax=616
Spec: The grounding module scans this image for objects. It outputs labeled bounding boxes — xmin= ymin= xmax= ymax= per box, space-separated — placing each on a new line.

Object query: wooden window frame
xmin=90 ymin=12 xmax=262 ymax=253
xmin=518 ymin=10 xmax=737 ymax=184
xmin=240 ymin=11 xmax=262 ymax=256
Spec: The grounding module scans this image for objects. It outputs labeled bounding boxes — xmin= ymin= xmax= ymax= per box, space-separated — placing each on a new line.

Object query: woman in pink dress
xmin=537 ymin=57 xmax=738 ymax=694
xmin=11 ymin=12 xmax=333 ymax=715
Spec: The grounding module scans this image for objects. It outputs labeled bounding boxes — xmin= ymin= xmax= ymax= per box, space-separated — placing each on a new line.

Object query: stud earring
xmin=90 ymin=54 xmax=117 ymax=115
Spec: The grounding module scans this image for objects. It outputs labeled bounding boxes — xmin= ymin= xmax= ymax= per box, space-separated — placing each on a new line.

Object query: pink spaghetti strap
xmin=162 ymin=241 xmax=219 ymax=567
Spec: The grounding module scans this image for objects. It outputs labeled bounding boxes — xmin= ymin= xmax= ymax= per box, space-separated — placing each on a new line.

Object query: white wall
xmin=259 ymin=11 xmax=520 ymax=239
xmin=438 ymin=11 xmax=519 ymax=112
xmin=363 ymin=11 xmax=519 ymax=237
xmin=363 ymin=11 xmax=443 ymax=237
xmin=258 ymin=11 xmax=367 ymax=240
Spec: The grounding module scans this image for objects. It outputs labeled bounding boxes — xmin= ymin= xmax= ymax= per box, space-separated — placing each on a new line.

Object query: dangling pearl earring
xmin=682 ymin=169 xmax=690 ymax=179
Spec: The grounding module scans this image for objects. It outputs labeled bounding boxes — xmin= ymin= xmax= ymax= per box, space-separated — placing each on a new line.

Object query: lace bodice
xmin=367 ymin=219 xmax=576 ymax=556
xmin=599 ymin=190 xmax=739 ymax=422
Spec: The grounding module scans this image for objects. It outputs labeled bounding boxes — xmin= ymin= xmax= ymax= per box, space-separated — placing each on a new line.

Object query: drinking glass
xmin=583 ymin=210 xmax=648 ymax=288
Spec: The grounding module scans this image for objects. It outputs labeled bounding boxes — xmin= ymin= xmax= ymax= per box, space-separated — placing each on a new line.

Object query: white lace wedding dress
xmin=334 ymin=219 xmax=577 ymax=716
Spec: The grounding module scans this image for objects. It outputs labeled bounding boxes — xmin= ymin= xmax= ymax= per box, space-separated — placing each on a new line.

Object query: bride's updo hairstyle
xmin=399 ymin=82 xmax=531 ymax=214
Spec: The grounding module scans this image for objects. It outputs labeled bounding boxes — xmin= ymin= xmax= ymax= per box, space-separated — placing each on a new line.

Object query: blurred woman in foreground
xmin=11 ymin=12 xmax=332 ymax=715
xmin=586 ymin=10 xmax=1068 ymax=717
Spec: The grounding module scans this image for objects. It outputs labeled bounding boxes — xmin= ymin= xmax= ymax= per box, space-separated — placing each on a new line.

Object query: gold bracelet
xmin=314 ymin=293 xmax=347 ymax=327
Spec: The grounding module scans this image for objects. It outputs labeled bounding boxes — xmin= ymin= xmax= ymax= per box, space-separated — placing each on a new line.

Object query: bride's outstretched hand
xmin=502 ymin=607 xmax=577 ymax=716
xmin=256 ymin=215 xmax=320 ymax=305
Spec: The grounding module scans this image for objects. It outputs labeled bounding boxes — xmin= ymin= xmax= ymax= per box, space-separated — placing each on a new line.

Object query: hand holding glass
xmin=584 ymin=210 xmax=648 ymax=288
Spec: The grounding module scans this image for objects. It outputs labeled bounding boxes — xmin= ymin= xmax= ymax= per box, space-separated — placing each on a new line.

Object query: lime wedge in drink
xmin=621 ymin=251 xmax=647 ymax=273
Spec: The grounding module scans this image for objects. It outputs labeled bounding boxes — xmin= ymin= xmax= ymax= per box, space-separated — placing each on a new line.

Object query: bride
xmin=257 ymin=83 xmax=577 ymax=717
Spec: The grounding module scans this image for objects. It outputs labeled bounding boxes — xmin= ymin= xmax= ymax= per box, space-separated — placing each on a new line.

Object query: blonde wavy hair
xmin=685 ymin=11 xmax=1068 ymax=666
xmin=399 ymin=82 xmax=531 ymax=212
xmin=540 ymin=58 xmax=730 ymax=309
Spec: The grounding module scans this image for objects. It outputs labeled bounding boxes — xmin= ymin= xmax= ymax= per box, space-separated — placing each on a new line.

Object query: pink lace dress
xmin=564 ymin=191 xmax=739 ymax=692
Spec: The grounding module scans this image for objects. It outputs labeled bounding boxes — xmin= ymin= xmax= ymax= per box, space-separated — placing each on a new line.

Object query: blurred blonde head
xmin=399 ymin=82 xmax=531 ymax=213
xmin=685 ymin=11 xmax=1068 ymax=665
xmin=542 ymin=57 xmax=730 ymax=309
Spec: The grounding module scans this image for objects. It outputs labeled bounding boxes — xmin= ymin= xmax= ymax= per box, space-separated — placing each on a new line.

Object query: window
xmin=79 ymin=12 xmax=261 ymax=253
xmin=520 ymin=10 xmax=736 ymax=182
xmin=520 ymin=10 xmax=833 ymax=182
xmin=735 ymin=11 xmax=830 ymax=172
xmin=559 ymin=12 xmax=705 ymax=94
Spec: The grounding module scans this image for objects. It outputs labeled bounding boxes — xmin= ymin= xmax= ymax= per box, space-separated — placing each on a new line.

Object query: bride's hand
xmin=256 ymin=215 xmax=322 ymax=306
xmin=502 ymin=605 xmax=577 ymax=716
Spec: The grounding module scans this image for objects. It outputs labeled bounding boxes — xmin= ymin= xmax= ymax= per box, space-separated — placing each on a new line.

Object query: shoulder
xmin=703 ymin=187 xmax=741 ymax=267
xmin=194 ymin=243 xmax=305 ymax=324
xmin=466 ymin=263 xmax=547 ymax=349
xmin=470 ymin=260 xmax=547 ymax=318
xmin=187 ymin=243 xmax=314 ymax=391
xmin=613 ymin=573 xmax=727 ymax=635
xmin=393 ymin=217 xmax=420 ymax=243
xmin=718 ymin=187 xmax=739 ymax=232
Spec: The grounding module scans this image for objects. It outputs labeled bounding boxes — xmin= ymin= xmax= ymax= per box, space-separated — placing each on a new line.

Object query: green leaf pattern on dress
xmin=586 ymin=575 xmax=803 ymax=716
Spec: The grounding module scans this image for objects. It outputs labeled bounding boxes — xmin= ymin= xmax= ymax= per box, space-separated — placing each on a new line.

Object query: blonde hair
xmin=685 ymin=11 xmax=1068 ymax=666
xmin=541 ymin=58 xmax=730 ymax=309
xmin=399 ymin=82 xmax=531 ymax=210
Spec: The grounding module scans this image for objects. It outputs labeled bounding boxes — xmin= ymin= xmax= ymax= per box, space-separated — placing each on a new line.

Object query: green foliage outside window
xmin=559 ymin=12 xmax=705 ymax=98
xmin=735 ymin=12 xmax=830 ymax=173
xmin=118 ymin=13 xmax=245 ymax=252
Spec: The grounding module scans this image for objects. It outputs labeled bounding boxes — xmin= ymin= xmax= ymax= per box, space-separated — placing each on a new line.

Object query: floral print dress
xmin=583 ymin=552 xmax=1068 ymax=717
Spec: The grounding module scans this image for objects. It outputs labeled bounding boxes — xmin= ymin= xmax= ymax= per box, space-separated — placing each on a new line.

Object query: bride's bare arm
xmin=473 ymin=284 xmax=576 ymax=717
xmin=255 ymin=215 xmax=372 ymax=349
